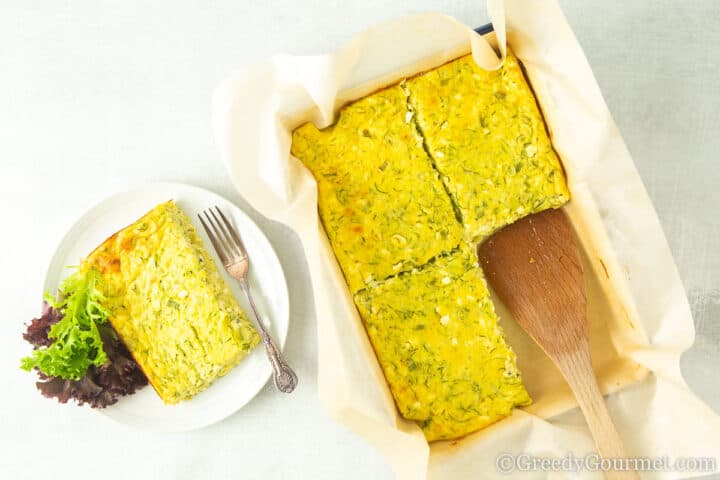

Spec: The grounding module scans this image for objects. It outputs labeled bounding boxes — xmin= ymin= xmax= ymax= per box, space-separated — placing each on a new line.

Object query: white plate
xmin=43 ymin=182 xmax=289 ymax=432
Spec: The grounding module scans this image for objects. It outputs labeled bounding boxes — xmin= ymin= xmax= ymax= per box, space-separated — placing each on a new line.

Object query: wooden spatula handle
xmin=556 ymin=345 xmax=639 ymax=480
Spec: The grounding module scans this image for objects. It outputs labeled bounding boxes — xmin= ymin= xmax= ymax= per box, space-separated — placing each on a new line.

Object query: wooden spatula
xmin=477 ymin=208 xmax=637 ymax=480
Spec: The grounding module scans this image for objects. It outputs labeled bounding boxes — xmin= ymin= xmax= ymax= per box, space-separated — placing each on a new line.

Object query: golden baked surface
xmin=84 ymin=201 xmax=260 ymax=404
xmin=406 ymin=50 xmax=570 ymax=240
xmin=291 ymin=51 xmax=570 ymax=441
xmin=354 ymin=246 xmax=531 ymax=442
xmin=291 ymin=85 xmax=463 ymax=293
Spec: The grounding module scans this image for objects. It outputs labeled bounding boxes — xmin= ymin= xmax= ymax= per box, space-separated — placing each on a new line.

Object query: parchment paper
xmin=212 ymin=1 xmax=720 ymax=478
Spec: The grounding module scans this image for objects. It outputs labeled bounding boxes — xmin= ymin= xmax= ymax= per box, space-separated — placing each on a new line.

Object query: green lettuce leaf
xmin=21 ymin=267 xmax=110 ymax=380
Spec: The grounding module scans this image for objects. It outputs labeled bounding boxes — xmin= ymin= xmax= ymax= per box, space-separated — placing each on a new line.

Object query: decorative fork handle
xmin=238 ymin=280 xmax=298 ymax=393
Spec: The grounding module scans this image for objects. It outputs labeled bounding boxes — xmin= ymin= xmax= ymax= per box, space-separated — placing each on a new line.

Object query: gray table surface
xmin=1 ymin=1 xmax=717 ymax=479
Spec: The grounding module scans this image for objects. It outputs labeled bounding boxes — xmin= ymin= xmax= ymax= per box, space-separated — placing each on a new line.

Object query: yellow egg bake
xmin=84 ymin=200 xmax=260 ymax=404
xmin=292 ymin=50 xmax=570 ymax=441
xmin=291 ymin=85 xmax=463 ymax=293
xmin=354 ymin=245 xmax=531 ymax=442
xmin=406 ymin=50 xmax=570 ymax=240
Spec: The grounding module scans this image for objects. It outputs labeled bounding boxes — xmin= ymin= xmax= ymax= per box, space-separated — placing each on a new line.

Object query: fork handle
xmin=239 ymin=280 xmax=298 ymax=393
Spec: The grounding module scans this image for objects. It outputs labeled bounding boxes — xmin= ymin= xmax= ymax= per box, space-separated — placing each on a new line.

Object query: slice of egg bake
xmin=354 ymin=245 xmax=531 ymax=442
xmin=406 ymin=49 xmax=570 ymax=240
xmin=83 ymin=200 xmax=260 ymax=404
xmin=291 ymin=85 xmax=463 ymax=293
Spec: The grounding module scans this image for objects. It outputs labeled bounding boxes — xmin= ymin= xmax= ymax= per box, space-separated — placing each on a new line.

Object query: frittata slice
xmin=354 ymin=244 xmax=531 ymax=442
xmin=84 ymin=201 xmax=260 ymax=404
xmin=406 ymin=49 xmax=570 ymax=240
xmin=291 ymin=85 xmax=463 ymax=293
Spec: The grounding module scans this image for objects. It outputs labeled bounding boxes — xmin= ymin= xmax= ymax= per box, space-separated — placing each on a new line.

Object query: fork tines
xmin=198 ymin=206 xmax=248 ymax=266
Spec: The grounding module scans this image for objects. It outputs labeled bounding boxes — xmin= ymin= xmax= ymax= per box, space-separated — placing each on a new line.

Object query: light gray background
xmin=1 ymin=1 xmax=717 ymax=479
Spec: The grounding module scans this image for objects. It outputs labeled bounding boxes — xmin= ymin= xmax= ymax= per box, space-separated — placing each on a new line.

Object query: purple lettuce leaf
xmin=24 ymin=302 xmax=147 ymax=408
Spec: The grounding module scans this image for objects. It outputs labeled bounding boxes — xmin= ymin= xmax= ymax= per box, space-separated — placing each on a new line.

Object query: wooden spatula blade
xmin=478 ymin=208 xmax=586 ymax=358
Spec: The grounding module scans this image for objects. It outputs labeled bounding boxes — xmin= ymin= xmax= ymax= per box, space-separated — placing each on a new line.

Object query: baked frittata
xmin=292 ymin=50 xmax=571 ymax=442
xmin=84 ymin=201 xmax=260 ymax=404
xmin=291 ymin=85 xmax=463 ymax=293
xmin=406 ymin=49 xmax=570 ymax=240
xmin=354 ymin=245 xmax=530 ymax=442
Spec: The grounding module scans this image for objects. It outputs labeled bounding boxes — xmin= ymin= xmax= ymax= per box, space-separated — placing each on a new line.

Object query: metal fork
xmin=198 ymin=206 xmax=298 ymax=393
